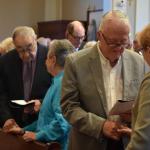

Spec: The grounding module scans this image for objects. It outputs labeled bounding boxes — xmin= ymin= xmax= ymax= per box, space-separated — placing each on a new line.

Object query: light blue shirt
xmin=24 ymin=71 xmax=70 ymax=150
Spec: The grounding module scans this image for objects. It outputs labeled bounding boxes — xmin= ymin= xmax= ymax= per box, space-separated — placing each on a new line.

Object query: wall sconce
xmin=112 ymin=0 xmax=127 ymax=13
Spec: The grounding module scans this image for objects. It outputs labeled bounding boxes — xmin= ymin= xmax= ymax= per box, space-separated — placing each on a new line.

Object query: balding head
xmin=66 ymin=21 xmax=85 ymax=36
xmin=65 ymin=21 xmax=85 ymax=49
xmin=99 ymin=10 xmax=130 ymax=35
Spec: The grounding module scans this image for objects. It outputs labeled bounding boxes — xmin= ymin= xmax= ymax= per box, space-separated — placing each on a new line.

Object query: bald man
xmin=61 ymin=10 xmax=146 ymax=150
xmin=65 ymin=20 xmax=85 ymax=51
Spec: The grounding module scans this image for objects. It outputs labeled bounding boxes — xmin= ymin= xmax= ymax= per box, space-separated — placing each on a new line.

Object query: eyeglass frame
xmin=69 ymin=32 xmax=85 ymax=41
xmin=101 ymin=32 xmax=129 ymax=49
xmin=16 ymin=43 xmax=34 ymax=54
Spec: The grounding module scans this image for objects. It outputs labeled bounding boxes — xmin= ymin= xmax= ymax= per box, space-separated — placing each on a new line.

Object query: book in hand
xmin=11 ymin=100 xmax=36 ymax=114
xmin=11 ymin=100 xmax=36 ymax=106
xmin=109 ymin=100 xmax=134 ymax=116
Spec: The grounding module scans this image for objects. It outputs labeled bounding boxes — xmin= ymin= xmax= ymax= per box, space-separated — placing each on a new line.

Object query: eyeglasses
xmin=70 ymin=33 xmax=85 ymax=41
xmin=16 ymin=43 xmax=33 ymax=53
xmin=101 ymin=33 xmax=129 ymax=49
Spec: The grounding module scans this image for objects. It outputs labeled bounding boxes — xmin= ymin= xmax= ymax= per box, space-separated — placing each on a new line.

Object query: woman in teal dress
xmin=8 ymin=39 xmax=74 ymax=150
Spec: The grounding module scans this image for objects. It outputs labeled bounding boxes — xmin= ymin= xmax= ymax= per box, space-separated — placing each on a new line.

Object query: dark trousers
xmin=106 ymin=139 xmax=124 ymax=150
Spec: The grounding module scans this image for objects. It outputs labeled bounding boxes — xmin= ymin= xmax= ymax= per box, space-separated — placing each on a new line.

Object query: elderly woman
xmin=126 ymin=24 xmax=150 ymax=150
xmin=7 ymin=39 xmax=74 ymax=150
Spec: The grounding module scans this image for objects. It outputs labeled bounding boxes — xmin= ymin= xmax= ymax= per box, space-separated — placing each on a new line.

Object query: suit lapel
xmin=88 ymin=46 xmax=108 ymax=114
xmin=122 ymin=52 xmax=133 ymax=101
xmin=31 ymin=45 xmax=41 ymax=94
xmin=13 ymin=51 xmax=24 ymax=96
xmin=31 ymin=44 xmax=47 ymax=96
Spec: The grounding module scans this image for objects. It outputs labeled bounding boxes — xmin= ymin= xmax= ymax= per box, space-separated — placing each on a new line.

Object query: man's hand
xmin=102 ymin=120 xmax=121 ymax=140
xmin=7 ymin=126 xmax=24 ymax=135
xmin=3 ymin=119 xmax=18 ymax=133
xmin=23 ymin=131 xmax=36 ymax=142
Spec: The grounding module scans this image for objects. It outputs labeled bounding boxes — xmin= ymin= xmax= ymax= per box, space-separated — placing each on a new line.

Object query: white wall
xmin=103 ymin=0 xmax=112 ymax=13
xmin=126 ymin=0 xmax=136 ymax=39
xmin=1 ymin=0 xmax=149 ymax=41
xmin=45 ymin=0 xmax=62 ymax=21
xmin=0 ymin=0 xmax=102 ymax=40
xmin=112 ymin=0 xmax=150 ymax=39
xmin=135 ymin=0 xmax=150 ymax=33
xmin=0 ymin=0 xmax=45 ymax=41
xmin=62 ymin=0 xmax=103 ymax=20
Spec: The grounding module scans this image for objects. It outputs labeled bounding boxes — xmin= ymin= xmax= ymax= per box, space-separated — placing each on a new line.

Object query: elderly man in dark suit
xmin=0 ymin=26 xmax=52 ymax=129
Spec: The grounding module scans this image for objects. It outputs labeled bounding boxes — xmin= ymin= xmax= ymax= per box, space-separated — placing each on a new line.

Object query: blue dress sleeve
xmin=35 ymin=81 xmax=70 ymax=142
xmin=24 ymin=121 xmax=37 ymax=131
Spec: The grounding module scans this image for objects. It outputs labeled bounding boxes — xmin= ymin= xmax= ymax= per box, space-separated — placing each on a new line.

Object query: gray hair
xmin=48 ymin=39 xmax=74 ymax=67
xmin=99 ymin=10 xmax=130 ymax=31
xmin=12 ymin=26 xmax=37 ymax=40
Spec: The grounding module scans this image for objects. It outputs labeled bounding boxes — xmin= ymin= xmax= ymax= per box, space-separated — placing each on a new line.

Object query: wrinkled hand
xmin=23 ymin=131 xmax=36 ymax=142
xmin=3 ymin=119 xmax=19 ymax=133
xmin=2 ymin=119 xmax=24 ymax=135
xmin=8 ymin=126 xmax=24 ymax=135
xmin=33 ymin=99 xmax=41 ymax=112
xmin=102 ymin=120 xmax=121 ymax=140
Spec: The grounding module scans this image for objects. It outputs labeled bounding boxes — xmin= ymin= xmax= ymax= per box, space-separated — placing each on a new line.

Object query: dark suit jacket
xmin=0 ymin=44 xmax=52 ymax=127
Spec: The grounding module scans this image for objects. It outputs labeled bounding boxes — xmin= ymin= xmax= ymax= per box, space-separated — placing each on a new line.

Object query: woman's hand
xmin=117 ymin=125 xmax=132 ymax=137
xmin=23 ymin=131 xmax=36 ymax=142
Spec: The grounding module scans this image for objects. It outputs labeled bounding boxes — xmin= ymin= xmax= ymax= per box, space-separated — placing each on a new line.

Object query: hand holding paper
xmin=102 ymin=120 xmax=122 ymax=140
xmin=11 ymin=100 xmax=36 ymax=106
xmin=109 ymin=100 xmax=134 ymax=123
xmin=11 ymin=99 xmax=41 ymax=114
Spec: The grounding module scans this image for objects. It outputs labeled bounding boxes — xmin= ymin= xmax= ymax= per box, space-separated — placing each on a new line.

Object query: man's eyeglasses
xmin=101 ymin=33 xmax=129 ymax=49
xmin=70 ymin=33 xmax=85 ymax=41
xmin=16 ymin=43 xmax=33 ymax=53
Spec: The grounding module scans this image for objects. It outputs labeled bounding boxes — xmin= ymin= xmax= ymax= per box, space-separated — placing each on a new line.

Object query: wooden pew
xmin=0 ymin=131 xmax=60 ymax=150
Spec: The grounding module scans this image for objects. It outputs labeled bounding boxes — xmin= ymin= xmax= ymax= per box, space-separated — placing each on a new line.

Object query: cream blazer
xmin=126 ymin=72 xmax=150 ymax=150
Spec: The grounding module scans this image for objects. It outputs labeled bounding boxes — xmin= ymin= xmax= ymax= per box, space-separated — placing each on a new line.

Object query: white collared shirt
xmin=75 ymin=47 xmax=79 ymax=52
xmin=97 ymin=42 xmax=123 ymax=111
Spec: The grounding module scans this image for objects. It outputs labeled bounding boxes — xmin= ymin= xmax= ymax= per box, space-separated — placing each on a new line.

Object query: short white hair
xmin=48 ymin=39 xmax=74 ymax=67
xmin=12 ymin=26 xmax=37 ymax=40
xmin=99 ymin=10 xmax=130 ymax=31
